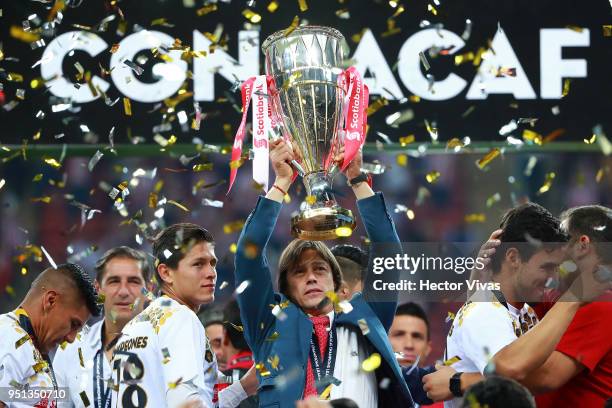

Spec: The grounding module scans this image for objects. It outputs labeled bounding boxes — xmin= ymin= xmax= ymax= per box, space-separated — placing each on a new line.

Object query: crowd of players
xmin=0 ymin=141 xmax=611 ymax=408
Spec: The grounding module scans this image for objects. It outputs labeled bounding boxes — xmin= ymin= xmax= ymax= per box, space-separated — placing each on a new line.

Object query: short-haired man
xmin=529 ymin=205 xmax=612 ymax=407
xmin=429 ymin=203 xmax=574 ymax=407
xmin=330 ymin=245 xmax=367 ymax=301
xmin=111 ymin=224 xmax=254 ymax=408
xmin=0 ymin=264 xmax=100 ymax=408
xmin=235 ymin=141 xmax=414 ymax=407
xmin=53 ymin=247 xmax=150 ymax=408
xmin=389 ymin=302 xmax=432 ymax=368
xmin=421 ymin=203 xmax=611 ymax=406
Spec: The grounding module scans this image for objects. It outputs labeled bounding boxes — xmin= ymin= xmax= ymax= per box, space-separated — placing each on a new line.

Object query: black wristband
xmin=449 ymin=372 xmax=463 ymax=397
xmin=348 ymin=172 xmax=369 ymax=186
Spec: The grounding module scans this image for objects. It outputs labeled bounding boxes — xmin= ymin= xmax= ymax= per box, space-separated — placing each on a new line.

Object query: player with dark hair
xmin=389 ymin=302 xmax=432 ymax=368
xmin=53 ymin=246 xmax=150 ymax=408
xmin=461 ymin=376 xmax=535 ymax=408
xmin=0 ymin=263 xmax=100 ymax=408
xmin=111 ymin=224 xmax=256 ymax=408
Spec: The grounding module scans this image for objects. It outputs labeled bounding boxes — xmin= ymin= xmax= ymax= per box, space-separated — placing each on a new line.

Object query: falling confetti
xmin=40 ymin=245 xmax=58 ymax=269
xmin=361 ymin=353 xmax=381 ymax=372
xmin=475 ymin=148 xmax=501 ymax=170
xmin=537 ymin=172 xmax=556 ymax=195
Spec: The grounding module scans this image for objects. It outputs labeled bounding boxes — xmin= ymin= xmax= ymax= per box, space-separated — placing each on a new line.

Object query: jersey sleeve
xmin=554 ymin=302 xmax=612 ymax=372
xmin=460 ymin=303 xmax=519 ymax=373
xmin=158 ymin=307 xmax=215 ymax=408
xmin=0 ymin=334 xmax=27 ymax=405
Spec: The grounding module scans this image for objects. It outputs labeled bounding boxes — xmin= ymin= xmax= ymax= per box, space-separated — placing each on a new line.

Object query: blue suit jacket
xmin=235 ymin=193 xmax=415 ymax=407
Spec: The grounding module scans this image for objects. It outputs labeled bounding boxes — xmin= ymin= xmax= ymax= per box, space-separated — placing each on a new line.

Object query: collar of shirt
xmin=83 ymin=319 xmax=105 ymax=352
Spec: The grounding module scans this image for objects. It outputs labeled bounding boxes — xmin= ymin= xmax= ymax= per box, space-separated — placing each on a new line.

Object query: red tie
xmin=304 ymin=315 xmax=330 ymax=398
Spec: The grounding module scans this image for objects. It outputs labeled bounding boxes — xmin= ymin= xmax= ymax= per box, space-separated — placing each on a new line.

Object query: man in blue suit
xmin=234 ymin=139 xmax=415 ymax=408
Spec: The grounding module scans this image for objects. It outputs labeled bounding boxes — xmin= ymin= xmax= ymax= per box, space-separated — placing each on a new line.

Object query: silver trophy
xmin=263 ymin=26 xmax=356 ymax=240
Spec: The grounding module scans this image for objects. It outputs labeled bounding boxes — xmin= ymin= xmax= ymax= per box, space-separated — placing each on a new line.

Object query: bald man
xmin=0 ymin=263 xmax=100 ymax=408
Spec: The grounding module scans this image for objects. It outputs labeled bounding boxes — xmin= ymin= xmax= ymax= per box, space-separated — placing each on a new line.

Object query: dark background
xmin=1 ymin=0 xmax=611 ymax=146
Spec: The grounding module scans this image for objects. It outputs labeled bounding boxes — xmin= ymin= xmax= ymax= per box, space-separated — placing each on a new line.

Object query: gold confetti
xmin=267 ymin=1 xmax=279 ymax=12
xmin=427 ymin=4 xmax=438 ymax=15
xmin=396 ymin=154 xmax=408 ymax=167
xmin=399 ymin=135 xmax=415 ymax=146
xmin=486 ymin=192 xmax=501 ymax=208
xmin=265 ymin=331 xmax=280 ymax=341
xmin=15 ymin=335 xmax=30 ymax=349
xmin=168 ymin=377 xmax=183 ymax=389
xmin=242 ymin=9 xmax=262 ymax=24
xmin=162 ymin=347 xmax=171 ymax=364
xmin=358 ymin=318 xmax=370 ymax=335
xmin=244 ymin=243 xmax=259 ymax=259
xmin=193 ymin=163 xmax=213 ymax=172
xmin=78 ymin=348 xmax=85 ymax=368
xmin=10 ymin=25 xmax=40 ymax=43
xmin=0 ymin=179 xmax=5 ymax=191
xmin=454 ymin=51 xmax=475 ymax=65
xmin=282 ymin=71 xmax=302 ymax=89
xmin=298 ymin=0 xmax=308 ymax=11
xmin=167 ymin=200 xmax=190 ymax=212
xmin=367 ymin=97 xmax=389 ymax=116
xmin=224 ymin=220 xmax=245 ymax=234
xmin=537 ymin=172 xmax=556 ymax=195
xmin=20 ymin=266 xmax=27 ymax=275
xmin=256 ymin=363 xmax=271 ymax=377
xmin=565 ymin=25 xmax=583 ymax=33
xmin=523 ymin=129 xmax=543 ymax=145
xmin=595 ymin=168 xmax=606 ymax=183
xmin=604 ymin=25 xmax=612 ymax=37
xmin=31 ymin=196 xmax=52 ymax=204
xmin=335 ymin=227 xmax=353 ymax=237
xmin=562 ymin=79 xmax=571 ymax=97
xmin=123 ymin=97 xmax=132 ymax=116
xmin=406 ymin=209 xmax=415 ymax=220
xmin=443 ymin=356 xmax=461 ymax=366
xmin=305 ymin=195 xmax=316 ymax=205
xmin=475 ymin=148 xmax=501 ymax=170
xmin=362 ymin=353 xmax=382 ymax=372
xmin=284 ymin=15 xmax=300 ymax=36
xmin=425 ymin=171 xmax=441 ymax=184
xmin=584 ymin=134 xmax=597 ymax=144
xmin=381 ymin=18 xmax=401 ymax=38
xmin=33 ymin=361 xmax=48 ymax=373
xmin=465 ymin=214 xmax=486 ymax=223
xmin=229 ymin=243 xmax=237 ymax=253
xmin=79 ymin=391 xmax=91 ymax=407
xmin=268 ymin=354 xmax=280 ymax=370
xmin=44 ymin=157 xmax=62 ymax=169
xmin=196 ymin=4 xmax=218 ymax=16
xmin=446 ymin=138 xmax=465 ymax=149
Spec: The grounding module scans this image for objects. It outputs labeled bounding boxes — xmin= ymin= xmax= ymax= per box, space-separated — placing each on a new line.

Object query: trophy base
xmin=291 ymin=206 xmax=356 ymax=241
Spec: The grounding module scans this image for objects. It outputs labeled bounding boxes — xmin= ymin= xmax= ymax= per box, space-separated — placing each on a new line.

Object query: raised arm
xmin=342 ymin=148 xmax=402 ymax=331
xmin=235 ymin=139 xmax=295 ymax=349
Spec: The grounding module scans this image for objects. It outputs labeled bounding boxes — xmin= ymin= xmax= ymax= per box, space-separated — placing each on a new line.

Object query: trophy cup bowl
xmin=262 ymin=26 xmax=356 ymax=240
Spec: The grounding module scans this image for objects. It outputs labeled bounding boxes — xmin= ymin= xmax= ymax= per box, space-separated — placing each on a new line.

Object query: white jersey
xmin=443 ymin=291 xmax=539 ymax=408
xmin=0 ymin=310 xmax=59 ymax=408
xmin=53 ymin=319 xmax=112 ymax=408
xmin=111 ymin=296 xmax=217 ymax=408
